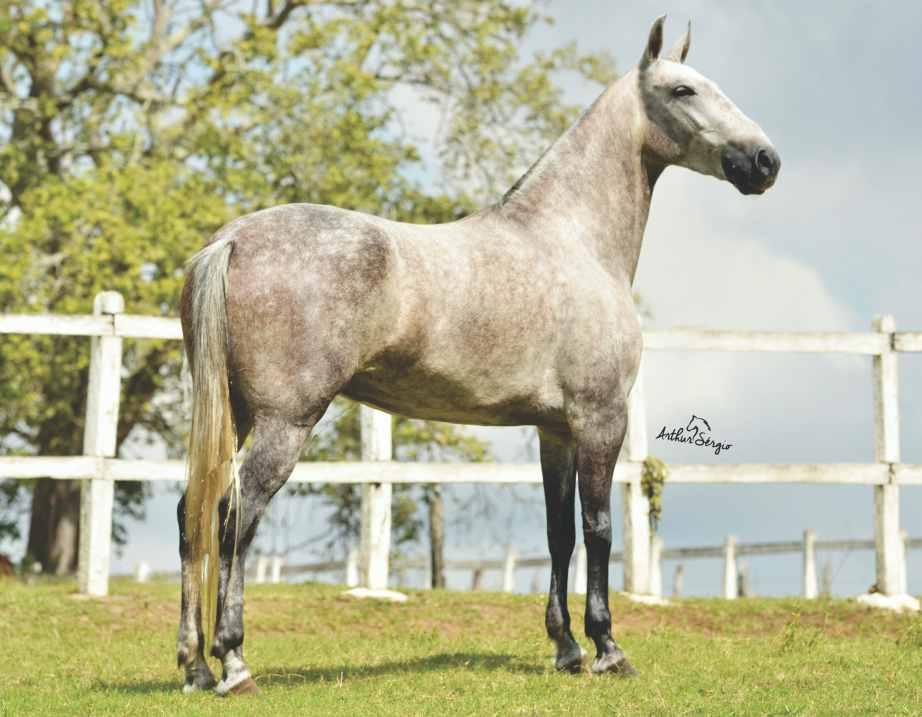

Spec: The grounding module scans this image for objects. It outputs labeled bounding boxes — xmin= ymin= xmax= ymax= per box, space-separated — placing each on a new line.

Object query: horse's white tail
xmin=184 ymin=238 xmax=240 ymax=655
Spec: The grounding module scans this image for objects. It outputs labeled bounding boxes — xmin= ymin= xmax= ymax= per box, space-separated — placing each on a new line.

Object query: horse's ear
xmin=640 ymin=15 xmax=666 ymax=69
xmin=666 ymin=21 xmax=691 ymax=63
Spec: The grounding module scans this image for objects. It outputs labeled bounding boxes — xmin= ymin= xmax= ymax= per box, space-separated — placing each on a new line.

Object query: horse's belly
xmin=341 ymin=364 xmax=562 ymax=427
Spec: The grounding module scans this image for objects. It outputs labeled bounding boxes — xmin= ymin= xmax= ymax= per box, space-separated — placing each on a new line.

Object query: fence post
xmin=872 ymin=315 xmax=901 ymax=596
xmin=574 ymin=543 xmax=587 ymax=595
xmin=502 ymin=546 xmax=517 ymax=593
xmin=256 ymin=555 xmax=268 ymax=584
xmin=78 ymin=291 xmax=124 ymax=597
xmin=672 ymin=564 xmax=685 ymax=598
xmin=649 ymin=535 xmax=663 ymax=598
xmin=345 ymin=546 xmax=360 ymax=587
xmin=723 ymin=535 xmax=737 ymax=600
xmin=622 ymin=358 xmax=650 ymax=594
xmin=899 ymin=529 xmax=909 ymax=596
xmin=803 ymin=529 xmax=818 ymax=599
xmin=737 ymin=561 xmax=751 ymax=598
xmin=471 ymin=567 xmax=484 ymax=591
xmin=359 ymin=405 xmax=393 ymax=590
xmin=820 ymin=561 xmax=833 ymax=597
xmin=270 ymin=555 xmax=283 ymax=584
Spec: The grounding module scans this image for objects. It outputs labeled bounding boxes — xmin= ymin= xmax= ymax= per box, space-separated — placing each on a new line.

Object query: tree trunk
xmin=26 ymin=479 xmax=81 ymax=574
xmin=428 ymin=484 xmax=446 ymax=589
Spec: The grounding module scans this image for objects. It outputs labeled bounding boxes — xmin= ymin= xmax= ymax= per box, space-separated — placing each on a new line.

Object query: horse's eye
xmin=672 ymin=85 xmax=695 ymax=98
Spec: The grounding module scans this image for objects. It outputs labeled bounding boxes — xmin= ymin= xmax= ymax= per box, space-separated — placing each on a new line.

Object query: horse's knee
xmin=582 ymin=518 xmax=612 ymax=552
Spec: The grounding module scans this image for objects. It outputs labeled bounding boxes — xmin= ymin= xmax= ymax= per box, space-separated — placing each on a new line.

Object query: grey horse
xmin=177 ymin=16 xmax=780 ymax=695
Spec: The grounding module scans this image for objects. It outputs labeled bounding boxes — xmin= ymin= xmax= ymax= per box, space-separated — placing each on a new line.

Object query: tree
xmin=0 ymin=0 xmax=615 ymax=571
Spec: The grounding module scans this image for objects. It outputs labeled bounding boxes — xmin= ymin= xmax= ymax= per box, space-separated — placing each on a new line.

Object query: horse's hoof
xmin=591 ymin=649 xmax=639 ymax=677
xmin=228 ymin=677 xmax=261 ymax=696
xmin=216 ymin=674 xmax=260 ymax=697
xmin=555 ymin=645 xmax=587 ymax=674
xmin=180 ymin=661 xmax=217 ymax=693
xmin=182 ymin=674 xmax=217 ymax=694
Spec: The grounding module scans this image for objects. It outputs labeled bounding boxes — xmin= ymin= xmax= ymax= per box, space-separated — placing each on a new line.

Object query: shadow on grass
xmin=93 ymin=651 xmax=548 ymax=695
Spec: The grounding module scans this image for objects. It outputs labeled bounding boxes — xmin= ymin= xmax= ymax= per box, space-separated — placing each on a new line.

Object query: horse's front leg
xmin=538 ymin=428 xmax=584 ymax=672
xmin=575 ymin=410 xmax=638 ymax=676
xmin=177 ymin=494 xmax=218 ymax=692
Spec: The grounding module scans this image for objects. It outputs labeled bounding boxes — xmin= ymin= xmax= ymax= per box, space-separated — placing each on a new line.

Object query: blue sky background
xmin=10 ymin=1 xmax=922 ymax=598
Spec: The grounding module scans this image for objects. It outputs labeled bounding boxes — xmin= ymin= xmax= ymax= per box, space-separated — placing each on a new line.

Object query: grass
xmin=1 ymin=579 xmax=921 ymax=716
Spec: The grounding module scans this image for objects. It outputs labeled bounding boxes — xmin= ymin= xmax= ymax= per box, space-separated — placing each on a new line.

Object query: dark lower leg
xmin=539 ymin=429 xmax=583 ymax=672
xmin=210 ymin=419 xmax=309 ymax=690
xmin=176 ymin=494 xmax=217 ymax=691
xmin=577 ymin=433 xmax=637 ymax=676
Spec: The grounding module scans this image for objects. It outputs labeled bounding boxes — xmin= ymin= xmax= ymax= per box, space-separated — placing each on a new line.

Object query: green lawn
xmin=1 ymin=579 xmax=921 ymax=716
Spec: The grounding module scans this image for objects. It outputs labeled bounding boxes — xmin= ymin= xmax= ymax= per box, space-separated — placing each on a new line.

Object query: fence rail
xmin=2 ymin=294 xmax=920 ymax=599
xmin=132 ymin=532 xmax=921 ymax=601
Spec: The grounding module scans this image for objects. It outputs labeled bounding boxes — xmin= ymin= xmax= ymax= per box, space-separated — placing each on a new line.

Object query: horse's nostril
xmin=755 ymin=148 xmax=776 ymax=177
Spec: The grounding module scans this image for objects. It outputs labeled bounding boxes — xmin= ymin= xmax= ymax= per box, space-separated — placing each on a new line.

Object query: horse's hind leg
xmin=176 ymin=405 xmax=253 ymax=693
xmin=177 ymin=494 xmax=218 ymax=692
xmin=211 ymin=415 xmax=312 ymax=696
xmin=539 ymin=428 xmax=585 ymax=672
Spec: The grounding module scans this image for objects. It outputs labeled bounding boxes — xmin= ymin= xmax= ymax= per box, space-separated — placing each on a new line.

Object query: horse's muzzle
xmin=722 ymin=144 xmax=780 ymax=195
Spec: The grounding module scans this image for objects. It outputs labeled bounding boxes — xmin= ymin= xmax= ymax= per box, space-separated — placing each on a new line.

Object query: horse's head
xmin=636 ymin=16 xmax=780 ymax=195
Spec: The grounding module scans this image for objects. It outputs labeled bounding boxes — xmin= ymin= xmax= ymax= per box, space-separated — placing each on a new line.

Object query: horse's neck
xmin=495 ymin=74 xmax=654 ymax=284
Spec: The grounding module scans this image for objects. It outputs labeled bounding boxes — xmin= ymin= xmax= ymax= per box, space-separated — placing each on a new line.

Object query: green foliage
xmin=0 ymin=480 xmax=25 ymax=544
xmin=0 ymin=0 xmax=614 ymax=556
xmin=641 ymin=455 xmax=668 ymax=533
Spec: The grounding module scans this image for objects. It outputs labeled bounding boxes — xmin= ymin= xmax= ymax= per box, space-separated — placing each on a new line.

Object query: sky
xmin=15 ymin=1 xmax=922 ymax=599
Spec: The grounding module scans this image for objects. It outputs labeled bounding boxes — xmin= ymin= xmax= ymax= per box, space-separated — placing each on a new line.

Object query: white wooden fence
xmin=217 ymin=530 xmax=918 ymax=599
xmin=2 ymin=292 xmax=920 ymax=598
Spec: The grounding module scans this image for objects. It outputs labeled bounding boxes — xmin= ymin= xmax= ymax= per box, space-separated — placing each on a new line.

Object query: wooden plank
xmin=5 ymin=458 xmax=899 ymax=486
xmin=649 ymin=536 xmax=663 ymax=598
xmin=105 ymin=458 xmax=186 ymax=482
xmin=803 ymin=529 xmax=817 ymax=599
xmin=114 ymin=314 xmax=183 ymax=340
xmin=78 ymin=292 xmax=123 ymax=598
xmin=736 ymin=541 xmax=803 ymax=556
xmin=502 ymin=546 xmax=517 ymax=592
xmin=894 ymin=332 xmax=922 ymax=352
xmin=574 ymin=544 xmax=587 ymax=595
xmin=815 ymin=539 xmax=874 ymax=551
xmin=623 ymin=358 xmax=651 ymax=594
xmin=643 ymin=329 xmax=887 ymax=354
xmin=663 ymin=463 xmax=888 ymax=485
xmin=359 ymin=406 xmax=393 ymax=591
xmin=894 ymin=464 xmax=922 ymax=485
xmin=0 ymin=314 xmax=113 ymax=336
xmin=291 ymin=461 xmax=547 ymax=484
xmin=872 ymin=315 xmax=902 ymax=596
xmin=723 ymin=535 xmax=738 ymax=599
xmin=0 ymin=455 xmax=101 ymax=480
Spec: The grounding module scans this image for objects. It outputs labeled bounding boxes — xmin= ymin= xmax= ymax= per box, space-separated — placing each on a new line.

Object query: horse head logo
xmin=686 ymin=414 xmax=712 ymax=433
